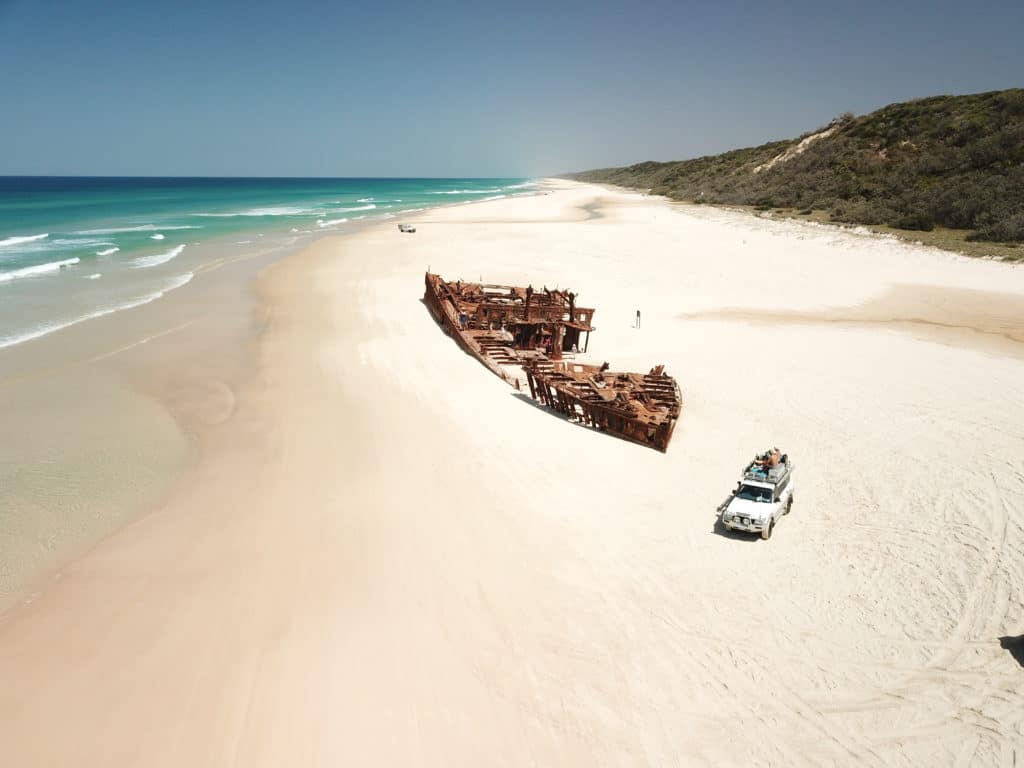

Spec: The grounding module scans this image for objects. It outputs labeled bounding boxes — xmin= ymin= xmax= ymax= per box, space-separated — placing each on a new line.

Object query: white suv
xmin=719 ymin=451 xmax=794 ymax=539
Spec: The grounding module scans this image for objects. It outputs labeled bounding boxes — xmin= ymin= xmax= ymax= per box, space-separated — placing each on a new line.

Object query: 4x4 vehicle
xmin=719 ymin=449 xmax=794 ymax=539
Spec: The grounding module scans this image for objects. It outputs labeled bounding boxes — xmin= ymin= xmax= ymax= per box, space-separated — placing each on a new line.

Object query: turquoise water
xmin=0 ymin=177 xmax=534 ymax=350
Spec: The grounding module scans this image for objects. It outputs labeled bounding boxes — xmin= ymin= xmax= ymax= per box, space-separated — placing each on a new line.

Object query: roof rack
xmin=742 ymin=458 xmax=792 ymax=484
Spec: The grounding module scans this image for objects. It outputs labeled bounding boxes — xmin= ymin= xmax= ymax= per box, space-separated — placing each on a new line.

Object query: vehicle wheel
xmin=761 ymin=519 xmax=774 ymax=540
xmin=786 ymin=497 xmax=793 ymax=515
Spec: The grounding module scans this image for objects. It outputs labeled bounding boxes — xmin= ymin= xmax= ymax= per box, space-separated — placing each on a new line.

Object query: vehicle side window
xmin=775 ymin=476 xmax=789 ymax=500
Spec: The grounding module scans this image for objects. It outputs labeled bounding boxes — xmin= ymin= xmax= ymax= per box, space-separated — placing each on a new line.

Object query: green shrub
xmin=967 ymin=212 xmax=1024 ymax=242
xmin=893 ymin=212 xmax=935 ymax=231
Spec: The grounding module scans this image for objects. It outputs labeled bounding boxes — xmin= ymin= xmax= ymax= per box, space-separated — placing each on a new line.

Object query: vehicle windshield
xmin=737 ymin=484 xmax=773 ymax=502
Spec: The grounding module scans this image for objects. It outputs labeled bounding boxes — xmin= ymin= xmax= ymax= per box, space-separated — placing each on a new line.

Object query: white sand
xmin=1 ymin=181 xmax=1022 ymax=766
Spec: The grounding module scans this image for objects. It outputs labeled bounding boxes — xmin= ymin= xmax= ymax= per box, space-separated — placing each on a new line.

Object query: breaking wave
xmin=0 ymin=233 xmax=49 ymax=249
xmin=317 ymin=218 xmax=349 ymax=228
xmin=150 ymin=233 xmax=165 ymax=240
xmin=333 ymin=204 xmax=376 ymax=213
xmin=193 ymin=206 xmax=326 ymax=217
xmin=0 ymin=257 xmax=80 ymax=283
xmin=0 ymin=272 xmax=194 ymax=350
xmin=428 ymin=189 xmax=502 ymax=195
xmin=132 ymin=243 xmax=185 ymax=269
xmin=96 ymin=247 xmax=120 ymax=256
xmin=75 ymin=224 xmax=198 ymax=235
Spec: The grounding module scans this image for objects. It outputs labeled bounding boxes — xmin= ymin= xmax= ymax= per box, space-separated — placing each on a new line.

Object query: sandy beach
xmin=1 ymin=180 xmax=1022 ymax=766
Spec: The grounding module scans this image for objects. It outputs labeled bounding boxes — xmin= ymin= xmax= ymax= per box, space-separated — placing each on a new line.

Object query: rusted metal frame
xmin=427 ymin=273 xmax=680 ymax=451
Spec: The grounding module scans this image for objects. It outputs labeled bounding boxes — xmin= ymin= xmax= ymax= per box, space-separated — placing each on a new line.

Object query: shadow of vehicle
xmin=711 ymin=514 xmax=761 ymax=542
xmin=999 ymin=635 xmax=1024 ymax=668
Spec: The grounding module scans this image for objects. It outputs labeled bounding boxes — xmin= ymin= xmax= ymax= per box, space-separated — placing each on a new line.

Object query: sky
xmin=1 ymin=0 xmax=1021 ymax=177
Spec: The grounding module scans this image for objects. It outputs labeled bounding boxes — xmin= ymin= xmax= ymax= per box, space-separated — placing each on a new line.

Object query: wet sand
xmin=0 ymin=236 xmax=273 ymax=606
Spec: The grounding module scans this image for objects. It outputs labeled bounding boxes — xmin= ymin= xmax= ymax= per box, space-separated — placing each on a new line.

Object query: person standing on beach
xmin=636 ymin=309 xmax=641 ymax=329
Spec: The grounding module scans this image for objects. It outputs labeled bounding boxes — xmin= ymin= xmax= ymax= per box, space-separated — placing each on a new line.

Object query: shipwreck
xmin=424 ymin=272 xmax=682 ymax=451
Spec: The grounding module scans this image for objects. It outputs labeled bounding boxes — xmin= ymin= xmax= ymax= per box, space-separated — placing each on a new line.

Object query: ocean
xmin=0 ymin=177 xmax=534 ymax=350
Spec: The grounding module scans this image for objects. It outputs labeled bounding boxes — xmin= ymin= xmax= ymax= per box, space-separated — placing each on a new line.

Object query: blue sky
xmin=1 ymin=0 xmax=1021 ymax=176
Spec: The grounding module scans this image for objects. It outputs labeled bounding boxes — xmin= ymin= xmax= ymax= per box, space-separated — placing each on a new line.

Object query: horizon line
xmin=0 ymin=174 xmax=540 ymax=180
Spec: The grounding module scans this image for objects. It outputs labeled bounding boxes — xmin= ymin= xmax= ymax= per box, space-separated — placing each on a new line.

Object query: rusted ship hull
xmin=424 ymin=272 xmax=682 ymax=451
xmin=422 ymin=273 xmax=528 ymax=384
xmin=523 ymin=361 xmax=681 ymax=452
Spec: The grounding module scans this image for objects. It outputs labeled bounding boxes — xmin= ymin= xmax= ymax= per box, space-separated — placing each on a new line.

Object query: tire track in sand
xmin=657 ymin=611 xmax=890 ymax=768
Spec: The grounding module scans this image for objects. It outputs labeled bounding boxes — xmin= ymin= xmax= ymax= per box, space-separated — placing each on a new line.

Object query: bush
xmin=893 ymin=212 xmax=935 ymax=231
xmin=968 ymin=212 xmax=1024 ymax=242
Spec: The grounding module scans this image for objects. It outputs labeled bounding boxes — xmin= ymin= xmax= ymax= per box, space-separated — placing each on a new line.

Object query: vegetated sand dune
xmin=0 ymin=181 xmax=1022 ymax=766
xmin=753 ymin=124 xmax=840 ymax=174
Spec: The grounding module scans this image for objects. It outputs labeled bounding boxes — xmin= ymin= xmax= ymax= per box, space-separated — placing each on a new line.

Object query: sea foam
xmin=193 ymin=206 xmax=326 ymax=217
xmin=76 ymin=224 xmax=198 ymax=235
xmin=333 ymin=204 xmax=376 ymax=213
xmin=96 ymin=247 xmax=120 ymax=256
xmin=132 ymin=244 xmax=185 ymax=269
xmin=429 ymin=188 xmax=502 ymax=195
xmin=0 ymin=233 xmax=49 ymax=249
xmin=0 ymin=257 xmax=80 ymax=282
xmin=150 ymin=233 xmax=165 ymax=240
xmin=0 ymin=272 xmax=194 ymax=350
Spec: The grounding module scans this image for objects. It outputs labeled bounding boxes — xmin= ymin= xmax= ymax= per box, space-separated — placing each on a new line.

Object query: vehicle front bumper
xmin=722 ymin=515 xmax=766 ymax=533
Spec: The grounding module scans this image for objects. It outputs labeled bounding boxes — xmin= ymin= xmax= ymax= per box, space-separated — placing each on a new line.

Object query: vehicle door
xmin=773 ymin=475 xmax=790 ymax=519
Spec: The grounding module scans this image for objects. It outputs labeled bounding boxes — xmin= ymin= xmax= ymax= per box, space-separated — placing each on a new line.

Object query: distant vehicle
xmin=398 ymin=223 xmax=416 ymax=233
xmin=719 ymin=449 xmax=794 ymax=539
